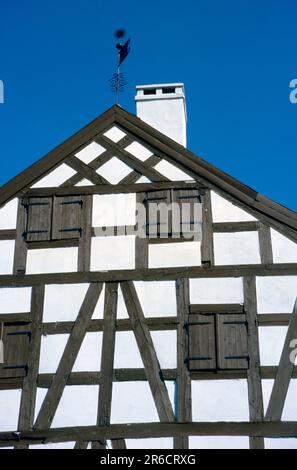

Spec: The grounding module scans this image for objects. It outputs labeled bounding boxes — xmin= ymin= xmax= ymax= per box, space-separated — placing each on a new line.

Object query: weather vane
xmin=109 ymin=30 xmax=131 ymax=105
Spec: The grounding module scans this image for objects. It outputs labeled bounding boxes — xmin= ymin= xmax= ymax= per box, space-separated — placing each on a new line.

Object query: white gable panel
xmin=75 ymin=141 xmax=105 ymax=164
xmin=0 ymin=390 xmax=21 ymax=431
xmin=214 ymin=232 xmax=261 ymax=265
xmin=0 ymin=240 xmax=15 ymax=274
xmin=211 ymin=191 xmax=256 ymax=222
xmin=39 ymin=334 xmax=68 ymax=373
xmin=151 ymin=331 xmax=177 ymax=369
xmin=190 ymin=278 xmax=243 ymax=304
xmin=0 ymin=287 xmax=31 ymax=313
xmin=271 ymin=229 xmax=297 ymax=263
xmin=73 ymin=332 xmax=103 ymax=372
xmin=75 ymin=178 xmax=94 ymax=186
xmin=92 ymin=193 xmax=136 ymax=227
xmin=91 ymin=236 xmax=135 ymax=271
xmin=136 ymin=176 xmax=151 ymax=183
xmin=192 ymin=380 xmax=249 ymax=422
xmin=43 ymin=284 xmax=90 ymax=322
xmin=31 ymin=164 xmax=76 ymax=188
xmin=154 ymin=159 xmax=193 ymax=181
xmin=114 ymin=331 xmax=144 ymax=368
xmin=256 ymin=276 xmax=297 ymax=313
xmin=190 ymin=436 xmax=249 ymax=449
xmin=111 ymin=382 xmax=159 ymax=424
xmin=134 ymin=281 xmax=176 ymax=317
xmin=149 ymin=241 xmax=201 ymax=268
xmin=96 ymin=157 xmax=132 ymax=184
xmin=35 ymin=386 xmax=99 ymax=427
xmin=258 ymin=326 xmax=288 ymax=365
xmin=103 ymin=126 xmax=126 ymax=142
xmin=125 ymin=141 xmax=153 ymax=161
xmin=0 ymin=198 xmax=18 ymax=229
xmin=26 ymin=247 xmax=78 ymax=274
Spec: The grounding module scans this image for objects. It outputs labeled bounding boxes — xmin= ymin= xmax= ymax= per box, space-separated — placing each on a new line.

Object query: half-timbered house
xmin=0 ymin=83 xmax=297 ymax=449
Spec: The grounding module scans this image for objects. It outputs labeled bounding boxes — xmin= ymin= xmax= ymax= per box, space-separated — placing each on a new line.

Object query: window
xmin=186 ymin=312 xmax=249 ymax=371
xmin=145 ymin=188 xmax=202 ymax=238
xmin=23 ymin=196 xmax=84 ymax=242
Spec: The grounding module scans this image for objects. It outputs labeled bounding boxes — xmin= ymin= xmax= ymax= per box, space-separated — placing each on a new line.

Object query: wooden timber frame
xmin=0 ymin=105 xmax=297 ymax=449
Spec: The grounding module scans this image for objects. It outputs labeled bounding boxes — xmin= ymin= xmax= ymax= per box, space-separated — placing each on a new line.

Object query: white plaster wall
xmin=0 ymin=240 xmax=15 ymax=274
xmin=0 ymin=389 xmax=21 ymax=431
xmin=0 ymin=198 xmax=18 ymax=229
xmin=26 ymin=247 xmax=78 ymax=274
xmin=43 ymin=283 xmax=90 ymax=322
xmin=265 ymin=438 xmax=297 ymax=449
xmin=30 ymin=442 xmax=75 ymax=449
xmin=0 ymin=287 xmax=31 ymax=313
xmin=258 ymin=327 xmax=288 ymax=365
xmin=149 ymin=242 xmax=201 ymax=268
xmin=114 ymin=331 xmax=144 ymax=368
xmin=189 ymin=436 xmax=249 ymax=449
xmin=35 ymin=386 xmax=99 ymax=427
xmin=192 ymin=380 xmax=249 ymax=422
xmin=117 ymin=286 xmax=129 ymax=319
xmin=271 ymin=229 xmax=297 ymax=263
xmin=31 ymin=164 xmax=76 ymax=188
xmin=96 ymin=157 xmax=132 ymax=184
xmin=134 ymin=281 xmax=177 ymax=317
xmin=214 ymin=232 xmax=261 ymax=265
xmin=39 ymin=334 xmax=68 ymax=373
xmin=211 ymin=191 xmax=256 ymax=222
xmin=262 ymin=379 xmax=297 ymax=421
xmin=126 ymin=438 xmax=173 ymax=449
xmin=75 ymin=178 xmax=94 ymax=187
xmin=154 ymin=159 xmax=193 ymax=181
xmin=75 ymin=141 xmax=105 ymax=164
xmin=91 ymin=236 xmax=135 ymax=271
xmin=151 ymin=331 xmax=176 ymax=369
xmin=125 ymin=141 xmax=152 ymax=162
xmin=256 ymin=276 xmax=297 ymax=313
xmin=92 ymin=193 xmax=136 ymax=227
xmin=190 ymin=277 xmax=243 ymax=304
xmin=136 ymin=176 xmax=151 ymax=183
xmin=103 ymin=126 xmax=126 ymax=143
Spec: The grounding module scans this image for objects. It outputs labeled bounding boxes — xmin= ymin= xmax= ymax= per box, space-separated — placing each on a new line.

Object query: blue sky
xmin=0 ymin=0 xmax=296 ymax=209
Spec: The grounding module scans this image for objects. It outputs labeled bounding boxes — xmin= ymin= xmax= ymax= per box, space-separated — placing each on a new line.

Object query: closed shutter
xmin=25 ymin=197 xmax=52 ymax=241
xmin=187 ymin=313 xmax=216 ymax=370
xmin=52 ymin=196 xmax=84 ymax=240
xmin=216 ymin=314 xmax=249 ymax=369
xmin=172 ymin=189 xmax=202 ymax=237
xmin=0 ymin=323 xmax=30 ymax=379
xmin=145 ymin=190 xmax=171 ymax=236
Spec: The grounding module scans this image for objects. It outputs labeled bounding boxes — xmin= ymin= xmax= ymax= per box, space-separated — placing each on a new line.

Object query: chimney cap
xmin=136 ymin=82 xmax=184 ymax=90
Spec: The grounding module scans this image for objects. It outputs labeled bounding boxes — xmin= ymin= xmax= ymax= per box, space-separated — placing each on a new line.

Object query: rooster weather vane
xmin=109 ymin=30 xmax=131 ymax=104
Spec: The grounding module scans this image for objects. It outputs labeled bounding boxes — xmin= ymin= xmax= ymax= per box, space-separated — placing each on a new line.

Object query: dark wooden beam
xmin=121 ymin=281 xmax=175 ymax=422
xmin=258 ymin=223 xmax=273 ymax=264
xmin=13 ymin=199 xmax=27 ymax=275
xmin=174 ymin=279 xmax=191 ymax=449
xmin=213 ymin=222 xmax=258 ymax=233
xmin=2 ymin=263 xmax=297 ymax=287
xmin=257 ymin=314 xmax=292 ymax=326
xmin=34 ymin=283 xmax=103 ymax=429
xmin=118 ymin=155 xmax=162 ymax=185
xmin=0 ymin=229 xmax=16 ymax=240
xmin=190 ymin=304 xmax=244 ymax=314
xmin=15 ymin=285 xmax=44 ymax=449
xmin=61 ymin=151 xmax=113 ymax=187
xmin=1 ymin=421 xmax=297 ymax=446
xmin=66 ymin=156 xmax=109 ymax=185
xmin=265 ymin=298 xmax=297 ymax=421
xmin=78 ymin=195 xmax=92 ymax=271
xmin=201 ymin=190 xmax=214 ymax=266
xmin=243 ymin=276 xmax=265 ymax=449
xmin=135 ymin=192 xmax=148 ymax=269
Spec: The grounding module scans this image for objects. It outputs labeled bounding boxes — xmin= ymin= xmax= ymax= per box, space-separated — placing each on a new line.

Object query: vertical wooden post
xmin=16 ymin=285 xmax=45 ymax=449
xmin=78 ymin=195 xmax=92 ymax=272
xmin=13 ymin=199 xmax=28 ymax=275
xmin=201 ymin=190 xmax=214 ymax=266
xmin=174 ymin=278 xmax=191 ymax=449
xmin=135 ymin=192 xmax=148 ymax=269
xmin=258 ymin=222 xmax=273 ymax=264
xmin=243 ymin=276 xmax=265 ymax=449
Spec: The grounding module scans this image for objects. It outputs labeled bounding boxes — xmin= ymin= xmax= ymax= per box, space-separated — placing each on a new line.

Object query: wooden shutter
xmin=0 ymin=322 xmax=30 ymax=379
xmin=52 ymin=196 xmax=84 ymax=240
xmin=187 ymin=313 xmax=216 ymax=370
xmin=25 ymin=197 xmax=52 ymax=241
xmin=145 ymin=190 xmax=171 ymax=236
xmin=216 ymin=314 xmax=249 ymax=369
xmin=172 ymin=189 xmax=201 ymax=237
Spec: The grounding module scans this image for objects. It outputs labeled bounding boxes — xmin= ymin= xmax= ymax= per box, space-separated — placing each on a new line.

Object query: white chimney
xmin=135 ymin=83 xmax=187 ymax=147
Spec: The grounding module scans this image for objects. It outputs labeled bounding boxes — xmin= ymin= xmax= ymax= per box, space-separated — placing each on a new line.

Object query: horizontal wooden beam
xmin=190 ymin=304 xmax=244 ymax=314
xmin=42 ymin=316 xmax=178 ymax=335
xmin=213 ymin=222 xmax=258 ymax=233
xmin=0 ymin=229 xmax=16 ymax=240
xmin=1 ymin=421 xmax=297 ymax=446
xmin=257 ymin=314 xmax=292 ymax=326
xmin=1 ymin=263 xmax=297 ymax=287
xmin=25 ymin=181 xmax=203 ymax=197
